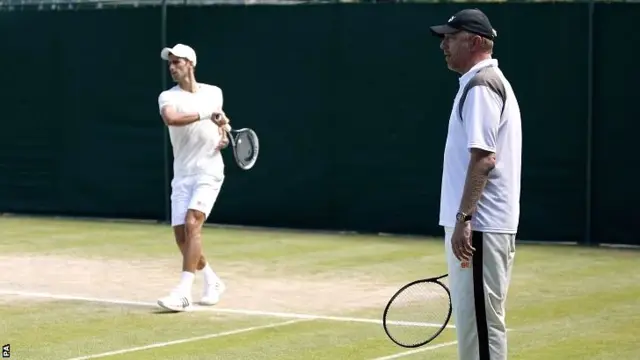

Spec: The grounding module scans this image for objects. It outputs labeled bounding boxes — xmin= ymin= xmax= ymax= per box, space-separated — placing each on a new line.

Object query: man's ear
xmin=472 ymin=35 xmax=483 ymax=50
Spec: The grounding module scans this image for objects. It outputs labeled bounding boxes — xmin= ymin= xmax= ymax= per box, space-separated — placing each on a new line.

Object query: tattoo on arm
xmin=458 ymin=150 xmax=496 ymax=215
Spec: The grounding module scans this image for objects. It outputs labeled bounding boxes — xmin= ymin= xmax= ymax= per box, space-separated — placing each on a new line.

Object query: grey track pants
xmin=444 ymin=227 xmax=516 ymax=360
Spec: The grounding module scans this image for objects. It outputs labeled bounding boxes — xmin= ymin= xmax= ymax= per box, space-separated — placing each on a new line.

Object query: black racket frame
xmin=382 ymin=273 xmax=453 ymax=348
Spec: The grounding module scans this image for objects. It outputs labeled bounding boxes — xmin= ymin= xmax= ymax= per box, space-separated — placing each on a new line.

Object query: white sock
xmin=202 ymin=263 xmax=219 ymax=285
xmin=176 ymin=271 xmax=195 ymax=295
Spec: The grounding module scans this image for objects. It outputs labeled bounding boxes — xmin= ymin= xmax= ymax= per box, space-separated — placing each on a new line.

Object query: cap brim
xmin=429 ymin=24 xmax=459 ymax=38
xmin=160 ymin=47 xmax=173 ymax=60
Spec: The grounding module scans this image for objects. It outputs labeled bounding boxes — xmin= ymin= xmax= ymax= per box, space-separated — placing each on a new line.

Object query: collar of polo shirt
xmin=459 ymin=58 xmax=498 ymax=84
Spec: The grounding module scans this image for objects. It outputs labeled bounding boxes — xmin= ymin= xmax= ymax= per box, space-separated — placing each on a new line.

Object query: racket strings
xmin=384 ymin=281 xmax=451 ymax=347
xmin=235 ymin=133 xmax=256 ymax=161
xmin=232 ymin=131 xmax=259 ymax=170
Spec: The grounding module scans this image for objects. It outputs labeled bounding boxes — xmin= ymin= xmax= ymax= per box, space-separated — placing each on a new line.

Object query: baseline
xmin=0 ymin=289 xmax=455 ymax=329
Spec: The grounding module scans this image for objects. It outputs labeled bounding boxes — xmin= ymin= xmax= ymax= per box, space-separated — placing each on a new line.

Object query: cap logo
xmin=448 ymin=16 xmax=455 ymax=22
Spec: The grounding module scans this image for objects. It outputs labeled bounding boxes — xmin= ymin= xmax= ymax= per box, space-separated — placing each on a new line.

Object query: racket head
xmin=382 ymin=276 xmax=452 ymax=348
xmin=230 ymin=128 xmax=259 ymax=170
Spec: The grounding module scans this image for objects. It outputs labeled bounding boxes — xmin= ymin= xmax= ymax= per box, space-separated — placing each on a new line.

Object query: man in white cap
xmin=156 ymin=43 xmax=230 ymax=312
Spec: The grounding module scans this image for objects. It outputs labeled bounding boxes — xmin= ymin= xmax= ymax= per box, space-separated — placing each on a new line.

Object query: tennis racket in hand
xmin=216 ymin=115 xmax=259 ymax=170
xmin=382 ymin=273 xmax=452 ymax=348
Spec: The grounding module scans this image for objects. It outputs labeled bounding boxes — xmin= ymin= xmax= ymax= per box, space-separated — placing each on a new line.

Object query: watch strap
xmin=456 ymin=211 xmax=472 ymax=222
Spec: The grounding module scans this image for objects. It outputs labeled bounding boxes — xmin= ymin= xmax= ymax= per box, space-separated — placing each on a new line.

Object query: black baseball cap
xmin=430 ymin=9 xmax=497 ymax=40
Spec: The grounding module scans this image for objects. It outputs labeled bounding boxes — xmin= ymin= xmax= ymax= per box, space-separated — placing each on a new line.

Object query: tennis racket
xmin=221 ymin=122 xmax=259 ymax=170
xmin=382 ymin=273 xmax=452 ymax=348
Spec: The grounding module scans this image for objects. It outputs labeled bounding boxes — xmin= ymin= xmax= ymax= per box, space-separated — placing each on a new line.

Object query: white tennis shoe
xmin=201 ymin=279 xmax=226 ymax=306
xmin=157 ymin=292 xmax=193 ymax=312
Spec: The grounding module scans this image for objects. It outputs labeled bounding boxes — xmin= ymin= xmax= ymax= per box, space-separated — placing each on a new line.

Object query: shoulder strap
xmin=458 ymin=65 xmax=507 ymax=122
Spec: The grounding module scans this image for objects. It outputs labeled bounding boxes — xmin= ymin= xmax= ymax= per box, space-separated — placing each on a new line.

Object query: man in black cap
xmin=431 ymin=9 xmax=522 ymax=360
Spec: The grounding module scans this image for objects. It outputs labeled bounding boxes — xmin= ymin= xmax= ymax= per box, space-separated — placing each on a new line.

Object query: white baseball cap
xmin=160 ymin=43 xmax=197 ymax=66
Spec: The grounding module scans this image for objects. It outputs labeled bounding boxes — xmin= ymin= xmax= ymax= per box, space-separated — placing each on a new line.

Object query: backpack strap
xmin=458 ymin=65 xmax=507 ymax=122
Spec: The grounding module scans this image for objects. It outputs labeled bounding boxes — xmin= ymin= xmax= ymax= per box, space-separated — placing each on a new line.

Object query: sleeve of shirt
xmin=213 ymin=86 xmax=224 ymax=112
xmin=461 ymin=85 xmax=503 ymax=153
xmin=158 ymin=91 xmax=173 ymax=114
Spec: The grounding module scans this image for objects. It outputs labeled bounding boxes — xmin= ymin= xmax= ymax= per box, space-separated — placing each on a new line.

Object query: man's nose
xmin=440 ymin=40 xmax=446 ymax=50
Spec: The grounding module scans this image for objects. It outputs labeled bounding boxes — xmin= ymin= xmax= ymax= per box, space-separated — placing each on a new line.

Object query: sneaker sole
xmin=199 ymin=297 xmax=220 ymax=306
xmin=201 ymin=283 xmax=226 ymax=306
xmin=157 ymin=299 xmax=192 ymax=312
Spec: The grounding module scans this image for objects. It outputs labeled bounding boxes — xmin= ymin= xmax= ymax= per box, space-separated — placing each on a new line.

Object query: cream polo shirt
xmin=439 ymin=59 xmax=523 ymax=234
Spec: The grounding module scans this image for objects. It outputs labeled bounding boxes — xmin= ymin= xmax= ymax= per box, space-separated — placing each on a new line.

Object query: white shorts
xmin=170 ymin=174 xmax=224 ymax=227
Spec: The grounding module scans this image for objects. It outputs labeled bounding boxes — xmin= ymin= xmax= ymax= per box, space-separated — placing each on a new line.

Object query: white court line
xmin=63 ymin=319 xmax=305 ymax=360
xmin=369 ymin=341 xmax=458 ymax=360
xmin=0 ymin=289 xmax=455 ymax=329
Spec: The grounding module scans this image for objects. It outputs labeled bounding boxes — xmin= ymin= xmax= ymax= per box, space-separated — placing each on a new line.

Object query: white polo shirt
xmin=439 ymin=59 xmax=522 ymax=234
xmin=158 ymin=83 xmax=225 ymax=179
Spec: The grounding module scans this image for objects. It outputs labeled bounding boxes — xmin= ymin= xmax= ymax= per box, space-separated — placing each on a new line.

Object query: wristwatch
xmin=456 ymin=211 xmax=472 ymax=223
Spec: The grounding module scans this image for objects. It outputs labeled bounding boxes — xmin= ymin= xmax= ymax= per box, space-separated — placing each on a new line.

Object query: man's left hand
xmin=451 ymin=220 xmax=475 ymax=262
xmin=212 ymin=112 xmax=230 ymax=127
xmin=216 ymin=126 xmax=229 ymax=150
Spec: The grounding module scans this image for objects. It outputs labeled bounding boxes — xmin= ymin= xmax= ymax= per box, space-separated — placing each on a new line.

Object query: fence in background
xmin=0 ymin=2 xmax=638 ymax=246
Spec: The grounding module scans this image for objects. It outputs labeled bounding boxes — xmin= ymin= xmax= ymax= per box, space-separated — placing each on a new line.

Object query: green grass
xmin=3 ymin=301 xmax=279 ymax=360
xmin=0 ymin=215 xmax=638 ymax=360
